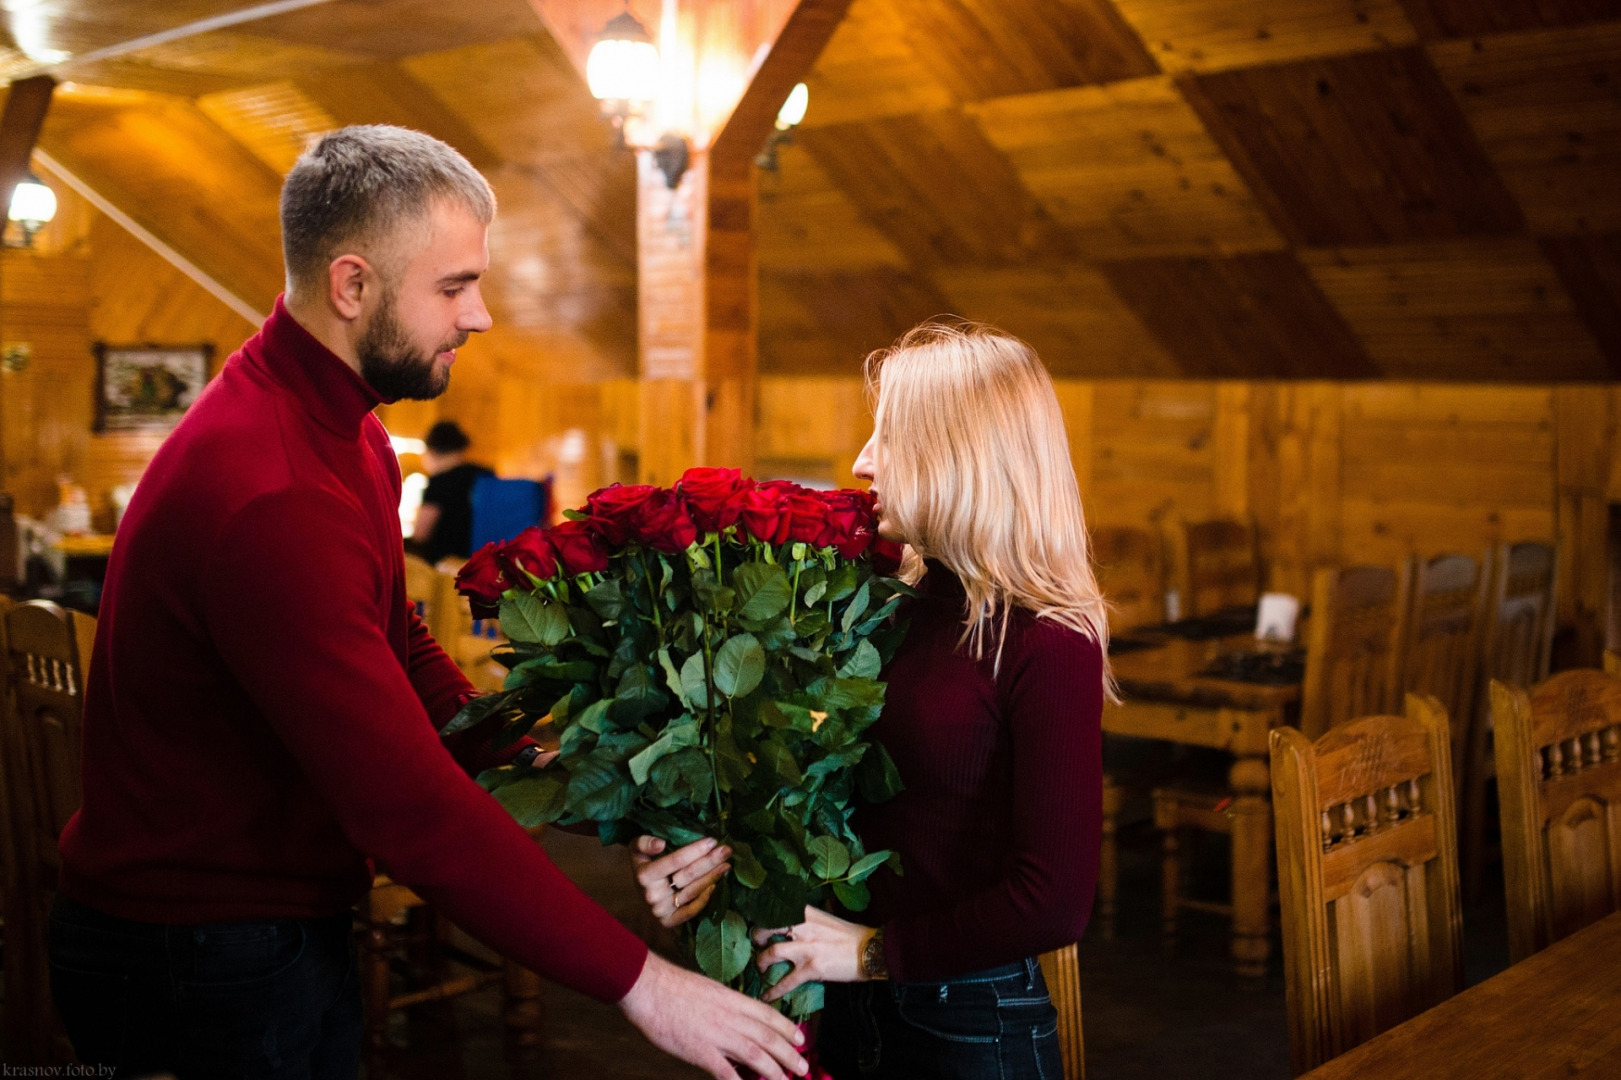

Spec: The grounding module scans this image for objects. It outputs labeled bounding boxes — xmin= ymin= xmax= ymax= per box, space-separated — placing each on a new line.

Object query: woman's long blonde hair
xmin=865 ymin=320 xmax=1116 ymax=697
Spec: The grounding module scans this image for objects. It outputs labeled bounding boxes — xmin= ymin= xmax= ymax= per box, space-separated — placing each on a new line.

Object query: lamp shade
xmin=586 ymin=10 xmax=659 ymax=106
xmin=776 ymin=83 xmax=809 ymax=130
xmin=8 ymin=174 xmax=55 ymax=227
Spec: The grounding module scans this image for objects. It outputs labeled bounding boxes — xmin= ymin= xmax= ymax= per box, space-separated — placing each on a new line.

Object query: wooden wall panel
xmin=1112 ymin=0 xmax=1420 ymax=75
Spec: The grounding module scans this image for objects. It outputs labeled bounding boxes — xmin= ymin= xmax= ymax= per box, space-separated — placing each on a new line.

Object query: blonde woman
xmin=635 ymin=321 xmax=1109 ymax=1079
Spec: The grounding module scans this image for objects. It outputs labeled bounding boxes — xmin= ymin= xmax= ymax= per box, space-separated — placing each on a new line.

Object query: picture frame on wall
xmin=93 ymin=343 xmax=213 ymax=434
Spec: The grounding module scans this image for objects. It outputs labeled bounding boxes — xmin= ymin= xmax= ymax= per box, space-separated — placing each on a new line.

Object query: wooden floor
xmin=366 ymin=808 xmax=1513 ymax=1080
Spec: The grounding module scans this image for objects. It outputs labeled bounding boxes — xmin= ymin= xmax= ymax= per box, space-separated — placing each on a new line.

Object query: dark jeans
xmin=818 ymin=958 xmax=1062 ymax=1080
xmin=48 ymin=894 xmax=362 ymax=1080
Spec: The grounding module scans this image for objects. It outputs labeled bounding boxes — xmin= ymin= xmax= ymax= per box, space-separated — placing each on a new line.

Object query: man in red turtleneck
xmin=49 ymin=125 xmax=804 ymax=1080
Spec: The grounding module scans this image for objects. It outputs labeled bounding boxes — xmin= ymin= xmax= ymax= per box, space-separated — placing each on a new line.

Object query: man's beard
xmin=357 ymin=288 xmax=465 ymax=401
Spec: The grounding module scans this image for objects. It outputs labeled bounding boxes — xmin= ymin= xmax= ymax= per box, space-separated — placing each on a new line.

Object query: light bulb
xmin=776 ymin=83 xmax=809 ymax=130
xmin=8 ymin=176 xmax=56 ymax=227
xmin=586 ymin=10 xmax=660 ymax=107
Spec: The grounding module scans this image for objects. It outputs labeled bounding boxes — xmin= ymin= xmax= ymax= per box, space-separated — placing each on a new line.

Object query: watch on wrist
xmin=859 ymin=928 xmax=888 ymax=981
xmin=513 ymin=745 xmax=544 ymax=768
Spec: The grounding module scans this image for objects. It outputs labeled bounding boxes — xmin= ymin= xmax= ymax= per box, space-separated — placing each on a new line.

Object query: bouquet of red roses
xmin=446 ymin=468 xmax=909 ymax=1016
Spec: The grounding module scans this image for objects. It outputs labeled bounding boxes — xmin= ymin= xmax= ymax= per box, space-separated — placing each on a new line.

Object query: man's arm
xmin=201 ymin=488 xmax=805 ymax=1078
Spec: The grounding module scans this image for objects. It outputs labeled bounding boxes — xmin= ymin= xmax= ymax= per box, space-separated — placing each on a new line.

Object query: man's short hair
xmin=280 ymin=124 xmax=495 ymax=294
xmin=424 ymin=420 xmax=472 ymax=455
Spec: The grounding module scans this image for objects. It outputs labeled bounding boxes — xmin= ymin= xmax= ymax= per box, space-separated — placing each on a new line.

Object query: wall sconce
xmin=587 ymin=7 xmax=691 ymax=189
xmin=6 ymin=171 xmax=56 ymax=248
xmin=755 ymin=83 xmax=809 ymax=172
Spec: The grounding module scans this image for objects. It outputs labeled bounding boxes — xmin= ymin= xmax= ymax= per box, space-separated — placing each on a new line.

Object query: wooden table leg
xmin=1228 ymin=752 xmax=1273 ymax=978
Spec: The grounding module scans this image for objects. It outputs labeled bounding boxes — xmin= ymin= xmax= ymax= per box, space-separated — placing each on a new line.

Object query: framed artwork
xmin=93 ymin=343 xmax=213 ymax=434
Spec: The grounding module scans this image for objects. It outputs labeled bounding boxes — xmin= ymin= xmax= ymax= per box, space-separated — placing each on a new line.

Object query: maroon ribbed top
xmin=58 ymin=298 xmax=648 ymax=1003
xmin=858 ymin=561 xmax=1104 ymax=981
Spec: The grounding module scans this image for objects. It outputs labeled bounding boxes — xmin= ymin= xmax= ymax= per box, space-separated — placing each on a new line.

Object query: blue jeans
xmin=818 ymin=958 xmax=1063 ymax=1080
xmin=48 ymin=894 xmax=362 ymax=1080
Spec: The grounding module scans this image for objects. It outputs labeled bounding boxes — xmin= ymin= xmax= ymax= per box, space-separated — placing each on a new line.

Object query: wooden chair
xmin=1605 ymin=650 xmax=1621 ymax=677
xmin=1037 ymin=943 xmax=1085 ymax=1080
xmin=1180 ymin=519 xmax=1259 ymax=618
xmin=1490 ymin=670 xmax=1621 ymax=964
xmin=359 ymin=874 xmax=543 ymax=1073
xmin=1462 ymin=541 xmax=1557 ymax=901
xmin=1091 ymin=525 xmax=1164 ymax=632
xmin=1396 ymin=552 xmax=1489 ymax=795
xmin=1090 ymin=525 xmax=1163 ymax=939
xmin=0 ymin=600 xmax=93 ymax=1065
xmin=1270 ymin=694 xmax=1464 ymax=1076
xmin=1299 ymin=563 xmax=1411 ymax=740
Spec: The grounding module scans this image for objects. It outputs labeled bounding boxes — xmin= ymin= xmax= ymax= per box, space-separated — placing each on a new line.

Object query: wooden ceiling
xmin=5 ymin=0 xmax=1621 ymax=381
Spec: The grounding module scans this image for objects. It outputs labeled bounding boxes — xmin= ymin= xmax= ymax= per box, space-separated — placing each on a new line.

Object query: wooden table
xmin=1105 ymin=631 xmax=1301 ymax=976
xmin=1301 ymin=910 xmax=1621 ymax=1078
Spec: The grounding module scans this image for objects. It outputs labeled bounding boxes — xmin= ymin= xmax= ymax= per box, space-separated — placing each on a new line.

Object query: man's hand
xmin=618 ymin=951 xmax=808 ymax=1080
xmin=632 ymin=835 xmax=729 ymax=928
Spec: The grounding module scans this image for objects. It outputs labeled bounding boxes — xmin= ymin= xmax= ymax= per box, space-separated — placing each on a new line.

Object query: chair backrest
xmin=1482 ymin=541 xmax=1556 ymax=688
xmin=1091 ymin=525 xmax=1163 ymax=632
xmin=4 ymin=601 xmax=92 ymax=876
xmin=1270 ymin=694 xmax=1464 ymax=1076
xmin=1181 ymin=519 xmax=1259 ymax=618
xmin=1490 ymin=670 xmax=1621 ymax=964
xmin=1398 ymin=553 xmax=1488 ymax=788
xmin=1300 ymin=564 xmax=1411 ymax=740
xmin=1606 ymin=651 xmax=1621 ymax=677
xmin=1037 ymin=943 xmax=1085 ymax=1080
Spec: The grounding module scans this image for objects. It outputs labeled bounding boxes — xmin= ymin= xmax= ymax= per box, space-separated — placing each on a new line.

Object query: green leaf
xmin=695 ymin=911 xmax=751 ymax=983
xmin=712 ymin=634 xmax=765 ymax=699
xmin=837 ymin=639 xmax=881 ymax=680
xmin=501 ymin=593 xmax=569 ymax=646
xmin=807 ymin=676 xmax=886 ymax=710
xmin=657 ymin=648 xmax=686 ymax=699
xmin=856 ymin=743 xmax=905 ymax=803
xmin=627 ymin=718 xmax=700 ymax=785
xmin=613 ymin=663 xmax=667 ymax=724
xmin=781 ymin=980 xmax=824 ymax=1020
xmin=584 ymin=578 xmax=625 ymax=620
xmin=564 ymin=748 xmax=638 ymax=821
xmin=831 ymin=878 xmax=871 ymax=911
xmin=734 ymin=562 xmax=793 ymax=622
xmin=762 ymin=837 xmax=803 ymax=876
xmin=729 ymin=840 xmax=768 ymax=889
xmin=839 ymin=582 xmax=871 ymax=634
xmin=758 ymin=737 xmax=803 ymax=787
xmin=691 ymin=569 xmax=736 ymax=614
xmin=824 ymin=564 xmax=859 ymax=602
xmin=491 ymin=773 xmax=568 ymax=828
xmin=680 ymin=651 xmax=710 ymax=710
xmin=441 ymin=688 xmax=518 ymax=736
xmin=648 ymin=746 xmax=713 ymax=808
xmin=806 ymin=835 xmax=851 ymax=880
xmin=846 ymin=850 xmax=891 ymax=883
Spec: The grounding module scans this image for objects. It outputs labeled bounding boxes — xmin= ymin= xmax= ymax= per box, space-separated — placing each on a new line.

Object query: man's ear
xmin=327 ymin=254 xmax=371 ymax=322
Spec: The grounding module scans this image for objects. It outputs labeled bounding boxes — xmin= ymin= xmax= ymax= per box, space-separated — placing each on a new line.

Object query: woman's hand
xmin=752 ymin=906 xmax=875 ymax=1002
xmin=633 ymin=835 xmax=731 ymax=928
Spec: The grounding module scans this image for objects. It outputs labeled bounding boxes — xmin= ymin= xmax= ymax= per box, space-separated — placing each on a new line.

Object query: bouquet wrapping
xmin=448 ymin=468 xmax=910 ymax=1016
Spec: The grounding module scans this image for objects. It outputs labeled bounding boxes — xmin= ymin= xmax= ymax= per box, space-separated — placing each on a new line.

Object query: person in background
xmin=409 ymin=419 xmax=493 ymax=564
xmin=634 ymin=321 xmax=1109 ymax=1080
xmin=48 ymin=124 xmax=806 ymax=1080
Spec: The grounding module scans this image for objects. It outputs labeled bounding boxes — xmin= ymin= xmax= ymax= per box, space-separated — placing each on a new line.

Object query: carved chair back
xmin=1091 ymin=525 xmax=1163 ymax=632
xmin=1482 ymin=542 xmax=1557 ymax=688
xmin=1181 ymin=519 xmax=1259 ymax=618
xmin=1491 ymin=670 xmax=1621 ymax=964
xmin=1398 ymin=553 xmax=1488 ymax=791
xmin=1270 ymin=694 xmax=1464 ymax=1076
xmin=1300 ymin=564 xmax=1411 ymax=740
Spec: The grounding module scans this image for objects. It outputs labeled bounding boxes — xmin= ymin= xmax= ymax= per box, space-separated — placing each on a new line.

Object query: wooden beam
xmin=0 ymin=76 xmax=55 ymax=214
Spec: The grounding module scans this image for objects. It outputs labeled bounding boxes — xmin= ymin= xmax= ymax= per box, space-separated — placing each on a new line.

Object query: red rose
xmin=780 ymin=485 xmax=831 ymax=546
xmin=499 ymin=527 xmax=559 ymax=582
xmin=548 ymin=519 xmax=610 ymax=575
xmin=455 ymin=541 xmax=510 ymax=619
xmin=818 ymin=488 xmax=877 ymax=559
xmin=629 ymin=487 xmax=699 ymax=553
xmin=869 ymin=538 xmax=905 ymax=577
xmin=587 ymin=483 xmax=661 ymax=546
xmin=677 ymin=467 xmax=753 ymax=533
xmin=736 ymin=481 xmax=792 ymax=545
